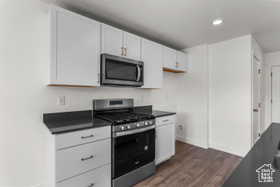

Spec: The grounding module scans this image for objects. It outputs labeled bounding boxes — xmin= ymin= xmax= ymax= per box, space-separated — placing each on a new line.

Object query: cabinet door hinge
xmin=258 ymin=69 xmax=261 ymax=74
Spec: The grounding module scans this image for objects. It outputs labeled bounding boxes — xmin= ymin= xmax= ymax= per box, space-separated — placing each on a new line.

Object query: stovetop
xmin=96 ymin=111 xmax=154 ymax=125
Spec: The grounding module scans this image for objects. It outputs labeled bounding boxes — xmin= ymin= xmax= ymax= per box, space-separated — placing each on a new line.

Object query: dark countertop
xmin=223 ymin=123 xmax=280 ymax=187
xmin=134 ymin=105 xmax=176 ymax=118
xmin=43 ymin=106 xmax=176 ymax=134
xmin=151 ymin=110 xmax=176 ymax=118
xmin=43 ymin=110 xmax=111 ymax=134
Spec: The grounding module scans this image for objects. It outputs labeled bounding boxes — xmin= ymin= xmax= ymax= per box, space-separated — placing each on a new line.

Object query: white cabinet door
xmin=101 ymin=24 xmax=124 ymax=57
xmin=51 ymin=8 xmax=100 ymax=86
xmin=176 ymin=51 xmax=188 ymax=71
xmin=56 ymin=138 xmax=111 ymax=181
xmin=57 ymin=164 xmax=111 ymax=187
xmin=55 ymin=126 xmax=110 ymax=150
xmin=155 ymin=123 xmax=175 ymax=165
xmin=141 ymin=39 xmax=163 ymax=88
xmin=162 ymin=46 xmax=177 ymax=69
xmin=124 ymin=32 xmax=141 ymax=60
xmin=156 ymin=115 xmax=176 ymax=127
xmin=101 ymin=26 xmax=142 ymax=60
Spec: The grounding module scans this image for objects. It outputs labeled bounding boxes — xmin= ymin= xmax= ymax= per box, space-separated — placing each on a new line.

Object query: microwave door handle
xmin=137 ymin=65 xmax=141 ymax=82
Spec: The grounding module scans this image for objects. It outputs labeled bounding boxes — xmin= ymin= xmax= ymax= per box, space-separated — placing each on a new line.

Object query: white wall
xmin=0 ymin=1 xmax=210 ymax=187
xmin=263 ymin=51 xmax=280 ymax=129
xmin=208 ymin=35 xmax=252 ymax=157
xmin=149 ymin=45 xmax=209 ymax=149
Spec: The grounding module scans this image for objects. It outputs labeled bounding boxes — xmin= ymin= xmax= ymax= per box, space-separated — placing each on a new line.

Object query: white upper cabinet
xmin=101 ymin=24 xmax=124 ymax=57
xmin=163 ymin=46 xmax=177 ymax=70
xmin=124 ymin=32 xmax=141 ymax=60
xmin=141 ymin=39 xmax=163 ymax=88
xmin=49 ymin=7 xmax=186 ymax=88
xmin=101 ymin=24 xmax=141 ymax=59
xmin=176 ymin=51 xmax=188 ymax=71
xmin=50 ymin=7 xmax=101 ymax=86
xmin=162 ymin=46 xmax=187 ymax=72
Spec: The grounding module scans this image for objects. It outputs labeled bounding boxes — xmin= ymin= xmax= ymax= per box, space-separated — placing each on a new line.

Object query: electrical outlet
xmin=57 ymin=96 xmax=66 ymax=106
xmin=178 ymin=125 xmax=183 ymax=130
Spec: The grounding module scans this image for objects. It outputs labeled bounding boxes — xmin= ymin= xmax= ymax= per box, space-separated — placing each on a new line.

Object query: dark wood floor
xmin=135 ymin=141 xmax=241 ymax=187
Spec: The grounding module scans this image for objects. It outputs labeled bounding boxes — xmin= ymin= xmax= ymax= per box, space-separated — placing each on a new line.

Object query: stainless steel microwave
xmin=100 ymin=54 xmax=144 ymax=87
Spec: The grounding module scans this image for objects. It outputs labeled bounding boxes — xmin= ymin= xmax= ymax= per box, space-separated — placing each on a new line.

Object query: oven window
xmin=105 ymin=59 xmax=138 ymax=81
xmin=114 ymin=129 xmax=155 ymax=178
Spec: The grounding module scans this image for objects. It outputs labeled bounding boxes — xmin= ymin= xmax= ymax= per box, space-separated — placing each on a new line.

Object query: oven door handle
xmin=114 ymin=125 xmax=155 ymax=137
xmin=136 ymin=64 xmax=141 ymax=82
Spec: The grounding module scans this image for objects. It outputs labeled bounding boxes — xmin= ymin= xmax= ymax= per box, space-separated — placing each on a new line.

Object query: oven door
xmin=113 ymin=128 xmax=155 ymax=179
xmin=101 ymin=54 xmax=144 ymax=87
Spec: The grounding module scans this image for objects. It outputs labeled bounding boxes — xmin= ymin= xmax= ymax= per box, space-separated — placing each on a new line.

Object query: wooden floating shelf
xmin=163 ymin=67 xmax=186 ymax=73
xmin=48 ymin=84 xmax=97 ymax=88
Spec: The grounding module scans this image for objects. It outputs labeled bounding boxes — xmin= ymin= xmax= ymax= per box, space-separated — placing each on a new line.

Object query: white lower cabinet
xmin=155 ymin=115 xmax=176 ymax=165
xmin=55 ymin=126 xmax=110 ymax=150
xmin=57 ymin=164 xmax=111 ymax=187
xmin=47 ymin=126 xmax=111 ymax=187
xmin=56 ymin=138 xmax=111 ymax=182
xmin=156 ymin=115 xmax=176 ymax=126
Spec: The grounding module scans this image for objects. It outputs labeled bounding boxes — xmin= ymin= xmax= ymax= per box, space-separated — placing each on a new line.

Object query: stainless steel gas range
xmin=93 ymin=98 xmax=156 ymax=187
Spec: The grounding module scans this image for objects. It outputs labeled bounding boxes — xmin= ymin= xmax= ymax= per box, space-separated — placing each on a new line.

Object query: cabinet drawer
xmin=156 ymin=115 xmax=176 ymax=127
xmin=56 ymin=138 xmax=111 ymax=182
xmin=55 ymin=126 xmax=110 ymax=150
xmin=57 ymin=164 xmax=111 ymax=187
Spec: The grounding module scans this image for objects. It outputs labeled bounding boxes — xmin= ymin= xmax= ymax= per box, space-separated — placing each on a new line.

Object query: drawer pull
xmin=162 ymin=119 xmax=169 ymax=122
xmin=88 ymin=183 xmax=95 ymax=187
xmin=81 ymin=134 xmax=94 ymax=139
xmin=81 ymin=155 xmax=94 ymax=161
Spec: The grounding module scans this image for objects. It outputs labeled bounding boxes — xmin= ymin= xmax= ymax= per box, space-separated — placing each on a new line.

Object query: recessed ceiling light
xmin=212 ymin=18 xmax=223 ymax=26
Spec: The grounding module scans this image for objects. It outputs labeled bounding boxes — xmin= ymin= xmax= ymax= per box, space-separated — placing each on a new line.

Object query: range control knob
xmin=149 ymin=121 xmax=153 ymax=125
xmin=127 ymin=125 xmax=131 ymax=129
xmin=144 ymin=122 xmax=148 ymax=126
xmin=120 ymin=126 xmax=125 ymax=131
xmin=136 ymin=123 xmax=140 ymax=127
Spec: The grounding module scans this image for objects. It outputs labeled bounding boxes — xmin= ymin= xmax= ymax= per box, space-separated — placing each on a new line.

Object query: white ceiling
xmin=54 ymin=0 xmax=280 ymax=53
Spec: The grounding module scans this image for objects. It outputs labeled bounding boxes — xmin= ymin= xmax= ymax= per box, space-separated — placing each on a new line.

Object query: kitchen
xmin=1 ymin=0 xmax=280 ymax=187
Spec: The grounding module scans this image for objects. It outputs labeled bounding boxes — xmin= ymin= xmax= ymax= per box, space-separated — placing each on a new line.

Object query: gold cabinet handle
xmin=125 ymin=48 xmax=128 ymax=56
